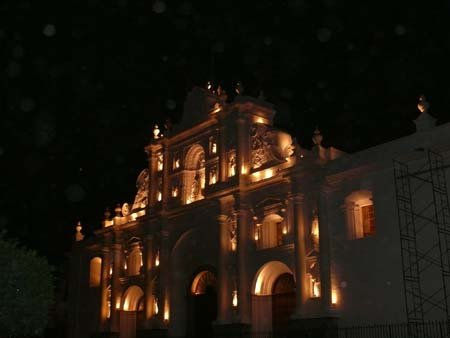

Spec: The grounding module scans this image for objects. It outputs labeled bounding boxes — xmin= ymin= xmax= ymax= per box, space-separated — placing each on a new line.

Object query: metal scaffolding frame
xmin=394 ymin=149 xmax=450 ymax=338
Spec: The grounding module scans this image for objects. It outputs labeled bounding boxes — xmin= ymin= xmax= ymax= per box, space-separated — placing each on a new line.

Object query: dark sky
xmin=1 ymin=0 xmax=449 ymax=266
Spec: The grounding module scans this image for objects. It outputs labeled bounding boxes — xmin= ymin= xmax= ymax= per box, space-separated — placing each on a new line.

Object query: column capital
xmin=293 ymin=193 xmax=305 ymax=205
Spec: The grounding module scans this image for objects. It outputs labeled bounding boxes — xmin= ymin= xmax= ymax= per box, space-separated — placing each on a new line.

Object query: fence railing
xmin=217 ymin=321 xmax=450 ymax=338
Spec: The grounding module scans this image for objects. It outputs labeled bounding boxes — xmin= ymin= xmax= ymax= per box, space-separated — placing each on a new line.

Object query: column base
xmin=213 ymin=323 xmax=251 ymax=338
xmin=136 ymin=328 xmax=168 ymax=338
xmin=288 ymin=317 xmax=339 ymax=337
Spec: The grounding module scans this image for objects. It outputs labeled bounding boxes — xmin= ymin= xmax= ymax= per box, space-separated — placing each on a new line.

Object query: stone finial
xmin=417 ymin=94 xmax=430 ymax=113
xmin=75 ymin=221 xmax=84 ymax=242
xmin=258 ymin=90 xmax=266 ymax=101
xmin=153 ymin=124 xmax=160 ymax=140
xmin=206 ymin=81 xmax=213 ymax=92
xmin=114 ymin=204 xmax=122 ymax=217
xmin=414 ymin=95 xmax=436 ymax=132
xmin=312 ymin=127 xmax=323 ymax=147
xmin=217 ymin=85 xmax=227 ymax=101
xmin=104 ymin=208 xmax=111 ymax=220
xmin=235 ymin=81 xmax=244 ymax=95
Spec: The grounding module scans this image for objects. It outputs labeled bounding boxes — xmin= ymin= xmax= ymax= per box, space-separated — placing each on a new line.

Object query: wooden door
xmin=272 ymin=273 xmax=296 ymax=334
xmin=120 ymin=311 xmax=137 ymax=338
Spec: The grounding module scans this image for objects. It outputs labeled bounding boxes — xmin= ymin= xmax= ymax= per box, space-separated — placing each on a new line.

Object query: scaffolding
xmin=394 ymin=150 xmax=450 ymax=338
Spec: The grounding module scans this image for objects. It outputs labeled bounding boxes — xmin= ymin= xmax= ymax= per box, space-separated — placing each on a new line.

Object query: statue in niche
xmin=191 ymin=173 xmax=200 ymax=202
xmin=228 ymin=152 xmax=236 ymax=177
xmin=132 ymin=169 xmax=149 ymax=210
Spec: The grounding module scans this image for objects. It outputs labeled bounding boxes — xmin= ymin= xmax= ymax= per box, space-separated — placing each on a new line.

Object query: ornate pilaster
xmin=144 ymin=234 xmax=154 ymax=328
xmin=162 ymin=142 xmax=170 ymax=209
xmin=99 ymin=246 xmax=111 ymax=331
xmin=236 ymin=205 xmax=251 ymax=324
xmin=218 ymin=119 xmax=227 ymax=183
xmin=110 ymin=238 xmax=123 ymax=332
xmin=159 ymin=229 xmax=170 ymax=326
xmin=217 ymin=214 xmax=232 ymax=324
xmin=236 ymin=112 xmax=250 ymax=181
xmin=148 ymin=149 xmax=159 ymax=207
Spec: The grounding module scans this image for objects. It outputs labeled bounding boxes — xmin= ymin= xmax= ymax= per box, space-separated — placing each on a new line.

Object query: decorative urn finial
xmin=235 ymin=81 xmax=244 ymax=95
xmin=312 ymin=127 xmax=323 ymax=147
xmin=257 ymin=90 xmax=266 ymax=101
xmin=75 ymin=221 xmax=84 ymax=242
xmin=104 ymin=208 xmax=111 ymax=220
xmin=115 ymin=203 xmax=122 ymax=217
xmin=417 ymin=94 xmax=430 ymax=113
xmin=153 ymin=124 xmax=160 ymax=140
xmin=414 ymin=94 xmax=436 ymax=132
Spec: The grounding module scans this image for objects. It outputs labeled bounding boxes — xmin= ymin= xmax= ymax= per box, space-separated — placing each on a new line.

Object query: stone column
xmin=144 ymin=234 xmax=154 ymax=327
xmin=292 ymin=194 xmax=308 ymax=318
xmin=162 ymin=142 xmax=170 ymax=209
xmin=159 ymin=229 xmax=170 ymax=325
xmin=318 ymin=189 xmax=332 ymax=315
xmin=236 ymin=207 xmax=251 ymax=324
xmin=236 ymin=112 xmax=249 ymax=181
xmin=219 ymin=121 xmax=227 ymax=182
xmin=147 ymin=145 xmax=161 ymax=208
xmin=99 ymin=246 xmax=111 ymax=331
xmin=217 ymin=214 xmax=231 ymax=324
xmin=110 ymin=241 xmax=123 ymax=332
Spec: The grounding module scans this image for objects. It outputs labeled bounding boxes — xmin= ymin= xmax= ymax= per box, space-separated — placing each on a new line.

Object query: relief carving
xmin=250 ymin=124 xmax=294 ymax=169
xmin=132 ymin=169 xmax=149 ymax=210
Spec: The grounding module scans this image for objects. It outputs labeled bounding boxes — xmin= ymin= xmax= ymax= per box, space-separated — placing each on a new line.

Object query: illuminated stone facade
xmin=68 ymin=88 xmax=450 ymax=338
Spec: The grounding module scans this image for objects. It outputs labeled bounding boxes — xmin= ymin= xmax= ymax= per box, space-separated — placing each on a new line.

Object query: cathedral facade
xmin=67 ymin=87 xmax=450 ymax=338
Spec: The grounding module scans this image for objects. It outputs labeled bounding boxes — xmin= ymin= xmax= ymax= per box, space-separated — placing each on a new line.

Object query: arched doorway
xmin=251 ymin=261 xmax=296 ymax=334
xmin=120 ymin=285 xmax=144 ymax=338
xmin=188 ymin=270 xmax=217 ymax=338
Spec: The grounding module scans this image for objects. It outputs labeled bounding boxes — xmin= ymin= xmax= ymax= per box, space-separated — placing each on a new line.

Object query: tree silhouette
xmin=0 ymin=232 xmax=54 ymax=337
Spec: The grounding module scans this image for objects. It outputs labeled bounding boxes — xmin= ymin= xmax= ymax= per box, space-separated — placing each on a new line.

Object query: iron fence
xmin=215 ymin=321 xmax=449 ymax=338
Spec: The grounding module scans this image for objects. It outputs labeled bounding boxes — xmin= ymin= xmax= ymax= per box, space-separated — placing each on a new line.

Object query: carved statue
xmin=132 ymin=169 xmax=149 ymax=210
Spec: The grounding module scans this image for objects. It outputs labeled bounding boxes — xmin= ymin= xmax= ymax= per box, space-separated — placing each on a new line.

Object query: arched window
xmin=257 ymin=214 xmax=284 ymax=249
xmin=89 ymin=257 xmax=102 ymax=287
xmin=345 ymin=190 xmax=376 ymax=239
xmin=127 ymin=241 xmax=142 ymax=276
xmin=183 ymin=144 xmax=206 ymax=204
xmin=191 ymin=271 xmax=217 ymax=295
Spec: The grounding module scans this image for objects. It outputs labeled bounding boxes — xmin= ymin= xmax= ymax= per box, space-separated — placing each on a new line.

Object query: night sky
xmin=1 ymin=0 xmax=449 ymax=267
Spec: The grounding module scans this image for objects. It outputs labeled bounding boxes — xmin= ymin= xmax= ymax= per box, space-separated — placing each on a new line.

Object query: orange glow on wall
xmin=210 ymin=172 xmax=217 ymax=185
xmin=232 ymin=290 xmax=238 ymax=307
xmin=231 ymin=239 xmax=237 ymax=251
xmin=331 ymin=289 xmax=338 ymax=305
xmin=172 ymin=186 xmax=178 ymax=197
xmin=115 ymin=297 xmax=121 ymax=309
xmin=164 ymin=300 xmax=169 ymax=321
xmin=155 ymin=251 xmax=160 ymax=267
xmin=89 ymin=257 xmax=102 ymax=287
xmin=241 ymin=165 xmax=248 ymax=175
xmin=153 ymin=298 xmax=159 ymax=315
